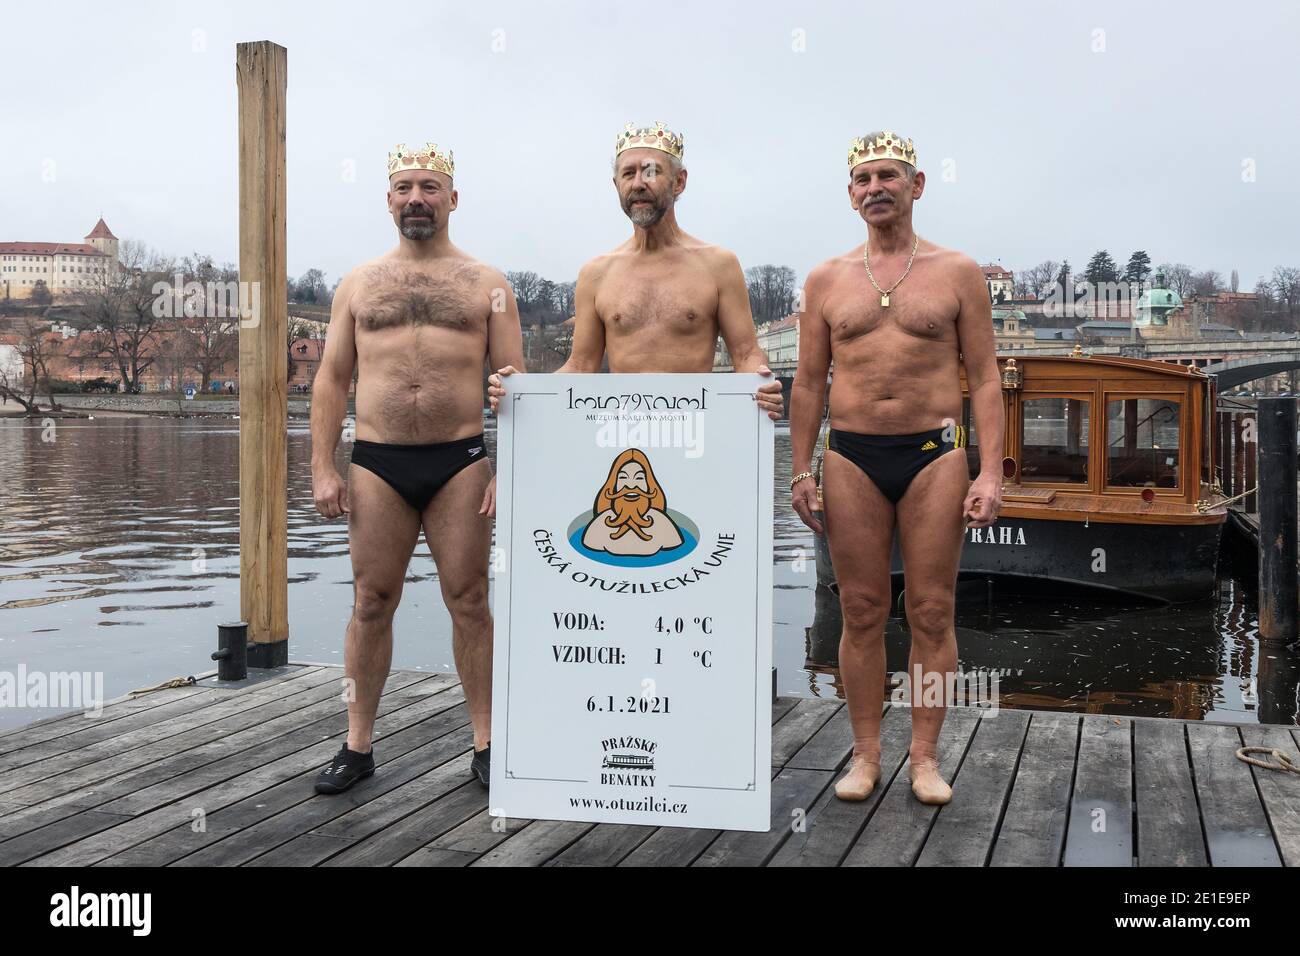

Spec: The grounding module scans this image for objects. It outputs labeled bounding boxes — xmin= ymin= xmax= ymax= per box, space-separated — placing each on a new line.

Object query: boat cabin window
xmin=1021 ymin=397 xmax=1090 ymax=484
xmin=1106 ymin=398 xmax=1180 ymax=489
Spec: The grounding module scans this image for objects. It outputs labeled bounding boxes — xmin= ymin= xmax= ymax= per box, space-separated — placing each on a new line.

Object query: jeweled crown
xmin=387 ymin=142 xmax=455 ymax=179
xmin=847 ymin=131 xmax=916 ymax=171
xmin=614 ymin=121 xmax=684 ymax=161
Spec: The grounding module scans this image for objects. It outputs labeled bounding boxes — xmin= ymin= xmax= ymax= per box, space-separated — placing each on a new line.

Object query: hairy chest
xmin=353 ymin=267 xmax=487 ymax=334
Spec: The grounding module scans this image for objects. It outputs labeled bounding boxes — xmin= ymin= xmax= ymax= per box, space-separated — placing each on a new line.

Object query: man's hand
xmin=964 ymin=472 xmax=1002 ymax=528
xmin=756 ymin=365 xmax=784 ymax=420
xmin=479 ymin=475 xmax=497 ymax=518
xmin=313 ymin=467 xmax=349 ymax=519
xmin=487 ymin=365 xmax=517 ymax=415
xmin=790 ymin=475 xmax=824 ymax=534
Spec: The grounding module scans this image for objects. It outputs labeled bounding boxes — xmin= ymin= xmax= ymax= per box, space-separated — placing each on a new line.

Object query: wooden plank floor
xmin=1 ymin=664 xmax=1297 ymax=867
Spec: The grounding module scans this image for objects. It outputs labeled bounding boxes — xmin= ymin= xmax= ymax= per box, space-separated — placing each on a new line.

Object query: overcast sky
xmin=2 ymin=0 xmax=1297 ymax=291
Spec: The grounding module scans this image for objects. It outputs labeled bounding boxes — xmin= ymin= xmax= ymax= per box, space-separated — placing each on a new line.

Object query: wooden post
xmin=1257 ymin=397 xmax=1297 ymax=642
xmin=1234 ymin=414 xmax=1248 ymax=509
xmin=237 ymin=41 xmax=289 ymax=666
xmin=1217 ymin=411 xmax=1232 ymax=496
xmin=1244 ymin=413 xmax=1258 ymax=514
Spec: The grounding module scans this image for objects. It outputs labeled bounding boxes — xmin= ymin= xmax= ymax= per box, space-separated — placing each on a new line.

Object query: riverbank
xmin=1 ymin=393 xmax=317 ymax=418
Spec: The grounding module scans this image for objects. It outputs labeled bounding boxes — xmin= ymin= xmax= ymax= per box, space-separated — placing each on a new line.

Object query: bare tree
xmin=1192 ymin=270 xmax=1223 ymax=297
xmin=290 ymin=268 xmax=329 ymax=305
xmin=154 ymin=323 xmax=196 ymax=412
xmin=178 ymin=253 xmax=239 ymax=392
xmin=536 ymin=278 xmax=558 ymax=318
xmin=506 ymin=270 xmax=542 ymax=313
xmin=73 ymin=241 xmax=173 ymax=392
xmin=744 ymin=265 xmax=797 ymax=323
xmin=1156 ymin=262 xmax=1194 ymax=297
xmin=556 ymin=280 xmax=576 ymax=318
xmin=1271 ymin=266 xmax=1300 ymax=320
xmin=6 ymin=318 xmax=64 ymax=411
xmin=1018 ymin=260 xmax=1060 ymax=299
xmin=0 ymin=339 xmax=38 ymax=413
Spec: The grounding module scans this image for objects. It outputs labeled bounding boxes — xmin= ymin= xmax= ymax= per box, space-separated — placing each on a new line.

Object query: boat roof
xmin=992 ymin=352 xmax=1210 ymax=380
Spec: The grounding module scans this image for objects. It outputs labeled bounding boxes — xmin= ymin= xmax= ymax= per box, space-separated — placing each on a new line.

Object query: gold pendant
xmin=881 ymin=293 xmax=890 ymax=307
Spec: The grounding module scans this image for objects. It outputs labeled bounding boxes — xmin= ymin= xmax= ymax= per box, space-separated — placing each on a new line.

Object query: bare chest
xmin=824 ymin=269 xmax=959 ymax=346
xmin=596 ymin=266 xmax=718 ymax=338
xmin=352 ymin=266 xmax=486 ymax=335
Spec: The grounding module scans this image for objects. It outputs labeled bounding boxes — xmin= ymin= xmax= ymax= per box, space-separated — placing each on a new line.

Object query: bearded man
xmin=487 ymin=122 xmax=783 ymax=419
xmin=789 ymin=131 xmax=1004 ymax=806
xmin=310 ymin=142 xmax=525 ymax=794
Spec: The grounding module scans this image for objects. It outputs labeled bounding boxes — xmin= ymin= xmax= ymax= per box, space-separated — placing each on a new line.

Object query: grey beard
xmin=625 ymin=200 xmax=668 ymax=228
xmin=400 ymin=220 xmax=436 ymax=240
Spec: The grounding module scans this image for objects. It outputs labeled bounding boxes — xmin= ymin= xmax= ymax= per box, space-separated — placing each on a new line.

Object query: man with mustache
xmin=582 ymin=449 xmax=682 ymax=555
xmin=789 ymin=132 xmax=1003 ymax=805
xmin=488 ymin=122 xmax=783 ymax=418
xmin=310 ymin=143 xmax=525 ymax=793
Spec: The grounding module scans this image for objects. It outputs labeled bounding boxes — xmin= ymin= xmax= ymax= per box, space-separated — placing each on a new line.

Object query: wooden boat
xmin=899 ymin=350 xmax=1230 ymax=602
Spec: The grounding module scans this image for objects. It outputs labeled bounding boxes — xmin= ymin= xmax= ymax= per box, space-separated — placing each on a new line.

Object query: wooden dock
xmin=0 ymin=664 xmax=1297 ymax=867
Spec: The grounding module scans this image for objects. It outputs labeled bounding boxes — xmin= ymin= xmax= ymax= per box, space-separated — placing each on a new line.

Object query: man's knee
xmin=353 ymin=582 xmax=401 ymax=625
xmin=839 ymin=588 xmax=889 ymax=637
xmin=442 ymin=576 xmax=490 ymax=622
xmin=905 ymin=593 xmax=954 ymax=640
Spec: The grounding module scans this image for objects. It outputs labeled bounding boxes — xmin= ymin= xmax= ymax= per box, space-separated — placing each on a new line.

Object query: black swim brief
xmin=350 ymin=434 xmax=487 ymax=512
xmin=827 ymin=425 xmax=966 ymax=504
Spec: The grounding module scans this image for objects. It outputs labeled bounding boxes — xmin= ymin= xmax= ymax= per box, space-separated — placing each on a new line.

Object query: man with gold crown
xmin=486 ymin=121 xmax=783 ymax=417
xmin=789 ymin=131 xmax=1004 ymax=806
xmin=309 ymin=142 xmax=525 ymax=794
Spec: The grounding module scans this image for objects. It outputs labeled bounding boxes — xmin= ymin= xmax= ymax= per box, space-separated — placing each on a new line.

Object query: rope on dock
xmin=1235 ymin=746 xmax=1300 ymax=775
xmin=126 ymin=676 xmax=197 ymax=698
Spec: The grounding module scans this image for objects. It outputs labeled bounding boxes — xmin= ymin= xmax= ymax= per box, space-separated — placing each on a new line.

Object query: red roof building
xmin=1 ymin=220 xmax=120 ymax=301
xmin=86 ymin=218 xmax=117 ymax=240
xmin=982 ymin=263 xmax=1015 ymax=303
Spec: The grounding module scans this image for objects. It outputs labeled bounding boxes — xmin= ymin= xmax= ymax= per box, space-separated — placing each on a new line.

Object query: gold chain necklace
xmin=863 ymin=234 xmax=919 ymax=308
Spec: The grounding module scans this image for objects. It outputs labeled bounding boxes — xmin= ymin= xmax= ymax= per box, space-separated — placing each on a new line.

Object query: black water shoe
xmin=315 ymin=744 xmax=375 ymax=794
xmin=471 ymin=743 xmax=490 ymax=788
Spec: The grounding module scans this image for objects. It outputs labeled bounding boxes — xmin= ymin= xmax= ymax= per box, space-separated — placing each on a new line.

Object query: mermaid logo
xmin=566 ymin=449 xmax=699 ymax=567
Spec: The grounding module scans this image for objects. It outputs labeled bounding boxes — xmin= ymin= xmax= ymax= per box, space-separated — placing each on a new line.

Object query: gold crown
xmin=847 ymin=130 xmax=916 ymax=171
xmin=615 ymin=121 xmax=684 ymax=161
xmin=387 ymin=142 xmax=455 ymax=179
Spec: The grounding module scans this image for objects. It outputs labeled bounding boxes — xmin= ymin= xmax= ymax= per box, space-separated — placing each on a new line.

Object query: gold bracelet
xmin=790 ymin=471 xmax=815 ymax=489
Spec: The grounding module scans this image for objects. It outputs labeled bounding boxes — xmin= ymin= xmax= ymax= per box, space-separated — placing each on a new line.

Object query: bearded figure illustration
xmin=582 ymin=449 xmax=684 ymax=556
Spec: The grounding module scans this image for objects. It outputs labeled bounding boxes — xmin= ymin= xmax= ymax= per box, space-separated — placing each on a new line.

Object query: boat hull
xmin=888 ymin=514 xmax=1225 ymax=603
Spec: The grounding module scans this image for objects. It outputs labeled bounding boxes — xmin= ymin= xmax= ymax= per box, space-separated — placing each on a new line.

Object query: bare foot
xmin=834 ymin=755 xmax=882 ymax=801
xmin=908 ymin=759 xmax=952 ymax=805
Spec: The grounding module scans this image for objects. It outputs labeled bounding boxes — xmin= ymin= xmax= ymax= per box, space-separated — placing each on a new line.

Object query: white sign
xmin=489 ymin=373 xmax=774 ymax=831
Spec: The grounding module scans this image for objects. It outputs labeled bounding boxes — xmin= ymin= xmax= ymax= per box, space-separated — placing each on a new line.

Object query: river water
xmin=0 ymin=416 xmax=1293 ymax=731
